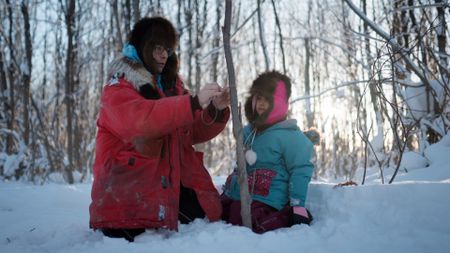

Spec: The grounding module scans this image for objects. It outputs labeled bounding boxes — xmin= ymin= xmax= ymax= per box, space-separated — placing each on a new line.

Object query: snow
xmin=404 ymin=84 xmax=431 ymax=120
xmin=399 ymin=151 xmax=429 ymax=171
xmin=1 ymin=136 xmax=450 ymax=253
xmin=404 ymin=79 xmax=450 ymax=121
xmin=1 ymin=179 xmax=450 ymax=252
xmin=1 ymin=182 xmax=450 ymax=253
xmin=1 ymin=153 xmax=20 ymax=177
xmin=396 ymin=133 xmax=450 ymax=182
xmin=20 ymin=62 xmax=30 ymax=76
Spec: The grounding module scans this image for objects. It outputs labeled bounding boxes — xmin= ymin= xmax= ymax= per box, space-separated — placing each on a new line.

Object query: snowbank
xmin=396 ymin=133 xmax=450 ymax=182
xmin=1 ymin=179 xmax=450 ymax=253
xmin=1 ymin=134 xmax=450 ymax=253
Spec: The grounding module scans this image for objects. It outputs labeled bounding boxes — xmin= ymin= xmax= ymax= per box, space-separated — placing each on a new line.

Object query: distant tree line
xmin=0 ymin=0 xmax=448 ymax=184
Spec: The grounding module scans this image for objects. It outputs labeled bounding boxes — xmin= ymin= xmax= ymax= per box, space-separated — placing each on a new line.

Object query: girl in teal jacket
xmin=221 ymin=71 xmax=314 ymax=233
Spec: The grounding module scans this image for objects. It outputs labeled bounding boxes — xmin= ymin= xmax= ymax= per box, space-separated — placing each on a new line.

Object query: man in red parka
xmin=89 ymin=16 xmax=230 ymax=242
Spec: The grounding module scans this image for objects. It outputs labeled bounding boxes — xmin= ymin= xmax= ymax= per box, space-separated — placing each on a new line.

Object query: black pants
xmin=102 ymin=185 xmax=205 ymax=241
xmin=178 ymin=184 xmax=205 ymax=224
xmin=101 ymin=228 xmax=145 ymax=242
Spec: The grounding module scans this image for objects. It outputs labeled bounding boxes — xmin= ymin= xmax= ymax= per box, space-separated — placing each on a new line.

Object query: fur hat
xmin=128 ymin=17 xmax=179 ymax=83
xmin=304 ymin=128 xmax=321 ymax=145
xmin=244 ymin=71 xmax=292 ymax=129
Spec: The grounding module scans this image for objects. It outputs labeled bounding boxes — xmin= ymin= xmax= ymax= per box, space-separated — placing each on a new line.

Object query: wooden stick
xmin=222 ymin=0 xmax=252 ymax=229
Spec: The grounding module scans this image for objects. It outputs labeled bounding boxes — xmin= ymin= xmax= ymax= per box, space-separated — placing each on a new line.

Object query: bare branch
xmin=222 ymin=0 xmax=252 ymax=229
xmin=343 ymin=0 xmax=432 ymax=87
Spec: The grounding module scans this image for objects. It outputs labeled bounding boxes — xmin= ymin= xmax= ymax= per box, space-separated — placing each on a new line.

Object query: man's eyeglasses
xmin=154 ymin=45 xmax=174 ymax=57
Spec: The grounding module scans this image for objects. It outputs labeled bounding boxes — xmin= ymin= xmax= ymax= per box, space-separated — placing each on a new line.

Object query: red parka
xmin=89 ymin=58 xmax=230 ymax=230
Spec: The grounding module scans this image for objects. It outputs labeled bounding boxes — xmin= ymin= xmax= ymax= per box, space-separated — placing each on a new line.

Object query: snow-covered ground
xmin=1 ymin=179 xmax=449 ymax=253
xmin=1 ymin=135 xmax=450 ymax=253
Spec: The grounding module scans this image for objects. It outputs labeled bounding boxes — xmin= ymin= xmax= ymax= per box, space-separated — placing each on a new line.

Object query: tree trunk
xmin=362 ymin=0 xmax=384 ymax=153
xmin=73 ymin=6 xmax=83 ymax=175
xmin=257 ymin=0 xmax=270 ymax=70
xmin=111 ymin=0 xmax=124 ymax=50
xmin=64 ymin=0 xmax=76 ymax=184
xmin=304 ymin=38 xmax=314 ymax=128
xmin=184 ymin=0 xmax=194 ymax=89
xmin=270 ymin=0 xmax=286 ymax=74
xmin=31 ymin=97 xmax=56 ymax=172
xmin=123 ymin=0 xmax=132 ymax=34
xmin=21 ymin=2 xmax=32 ymax=146
xmin=304 ymin=1 xmax=314 ymax=128
xmin=211 ymin=0 xmax=222 ymax=81
xmin=6 ymin=0 xmax=16 ymax=154
xmin=0 ymin=29 xmax=8 ymax=176
xmin=435 ymin=0 xmax=448 ymax=73
xmin=41 ymin=29 xmax=48 ymax=101
xmin=132 ymin=0 xmax=140 ymax=24
xmin=0 ymin=35 xmax=7 ymax=126
xmin=194 ymin=0 xmax=207 ymax=93
xmin=52 ymin=30 xmax=62 ymax=148
xmin=176 ymin=0 xmax=183 ymax=54
xmin=222 ymin=0 xmax=252 ymax=229
xmin=343 ymin=0 xmax=431 ymax=87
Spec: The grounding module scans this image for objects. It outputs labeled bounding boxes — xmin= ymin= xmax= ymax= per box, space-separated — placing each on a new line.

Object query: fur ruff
xmin=244 ymin=71 xmax=292 ymax=129
xmin=107 ymin=57 xmax=155 ymax=91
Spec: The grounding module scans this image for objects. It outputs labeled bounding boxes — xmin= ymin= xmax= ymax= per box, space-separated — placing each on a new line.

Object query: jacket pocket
xmin=110 ymin=151 xmax=160 ymax=189
xmin=248 ymin=169 xmax=277 ymax=197
xmin=114 ymin=151 xmax=158 ymax=169
xmin=133 ymin=137 xmax=164 ymax=158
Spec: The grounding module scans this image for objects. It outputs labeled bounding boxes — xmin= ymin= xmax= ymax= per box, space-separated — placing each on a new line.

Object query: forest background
xmin=0 ymin=0 xmax=449 ymax=184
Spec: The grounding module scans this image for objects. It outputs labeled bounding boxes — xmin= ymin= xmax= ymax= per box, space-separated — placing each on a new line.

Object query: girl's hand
xmin=291 ymin=206 xmax=313 ymax=226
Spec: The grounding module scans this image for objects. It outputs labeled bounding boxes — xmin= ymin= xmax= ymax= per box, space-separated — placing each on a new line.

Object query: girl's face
xmin=255 ymin=94 xmax=270 ymax=116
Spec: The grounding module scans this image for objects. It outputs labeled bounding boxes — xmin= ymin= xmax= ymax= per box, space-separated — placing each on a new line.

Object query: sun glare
xmin=321 ymin=97 xmax=348 ymax=121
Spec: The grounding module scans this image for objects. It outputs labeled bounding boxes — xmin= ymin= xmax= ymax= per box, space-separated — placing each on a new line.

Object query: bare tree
xmin=304 ymin=38 xmax=314 ymax=128
xmin=62 ymin=0 xmax=77 ymax=184
xmin=344 ymin=0 xmax=431 ymax=86
xmin=304 ymin=0 xmax=314 ymax=129
xmin=222 ymin=0 xmax=252 ymax=229
xmin=0 ymin=33 xmax=8 ymax=145
xmin=211 ymin=0 xmax=222 ymax=81
xmin=176 ymin=0 xmax=183 ymax=54
xmin=123 ymin=0 xmax=132 ymax=33
xmin=257 ymin=0 xmax=270 ymax=70
xmin=2 ymin=0 xmax=447 ymax=183
xmin=194 ymin=0 xmax=207 ymax=93
xmin=111 ymin=0 xmax=124 ymax=50
xmin=20 ymin=1 xmax=32 ymax=146
xmin=132 ymin=0 xmax=140 ymax=24
xmin=5 ymin=0 xmax=17 ymax=155
xmin=184 ymin=0 xmax=194 ymax=89
xmin=270 ymin=0 xmax=287 ymax=74
xmin=435 ymin=0 xmax=448 ymax=73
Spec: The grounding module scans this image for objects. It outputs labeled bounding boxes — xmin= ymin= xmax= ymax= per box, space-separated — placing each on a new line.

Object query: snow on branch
xmin=384 ymin=2 xmax=450 ymax=14
xmin=342 ymin=0 xmax=432 ymax=87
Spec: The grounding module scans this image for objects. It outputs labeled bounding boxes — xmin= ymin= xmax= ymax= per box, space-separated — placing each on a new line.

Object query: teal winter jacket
xmin=223 ymin=119 xmax=314 ymax=210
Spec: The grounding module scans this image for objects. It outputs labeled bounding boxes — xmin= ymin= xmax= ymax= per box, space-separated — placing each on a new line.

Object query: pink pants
xmin=221 ymin=195 xmax=291 ymax=234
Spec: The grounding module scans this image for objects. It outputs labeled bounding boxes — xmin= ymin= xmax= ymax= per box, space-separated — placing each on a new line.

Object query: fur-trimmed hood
xmin=107 ymin=57 xmax=155 ymax=91
xmin=244 ymin=71 xmax=292 ymax=129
